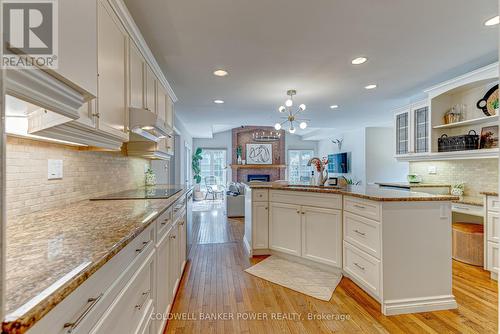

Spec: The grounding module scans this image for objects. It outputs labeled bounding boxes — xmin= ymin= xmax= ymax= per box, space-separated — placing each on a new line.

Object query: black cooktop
xmin=90 ymin=187 xmax=183 ymax=200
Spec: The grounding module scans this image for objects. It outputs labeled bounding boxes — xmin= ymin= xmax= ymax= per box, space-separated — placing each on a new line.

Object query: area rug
xmin=244 ymin=256 xmax=342 ymax=301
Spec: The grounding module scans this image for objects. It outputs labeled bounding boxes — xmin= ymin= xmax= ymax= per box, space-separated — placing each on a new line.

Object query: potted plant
xmin=236 ymin=145 xmax=242 ymax=164
xmin=192 ymin=148 xmax=204 ymax=200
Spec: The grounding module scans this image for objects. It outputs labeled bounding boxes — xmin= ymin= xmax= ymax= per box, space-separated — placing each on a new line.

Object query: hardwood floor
xmin=165 ymin=203 xmax=498 ymax=334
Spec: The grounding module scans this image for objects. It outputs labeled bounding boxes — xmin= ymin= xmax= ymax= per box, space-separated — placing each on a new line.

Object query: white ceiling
xmin=124 ymin=0 xmax=498 ymax=139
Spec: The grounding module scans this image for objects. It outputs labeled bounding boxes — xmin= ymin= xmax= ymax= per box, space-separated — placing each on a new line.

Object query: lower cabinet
xmin=178 ymin=212 xmax=187 ymax=272
xmin=301 ymin=206 xmax=342 ymax=267
xmin=155 ymin=227 xmax=173 ymax=334
xmin=269 ymin=203 xmax=302 ymax=256
xmin=169 ymin=222 xmax=181 ymax=301
xmin=252 ymin=202 xmax=269 ymax=249
xmin=269 ymin=202 xmax=342 ymax=267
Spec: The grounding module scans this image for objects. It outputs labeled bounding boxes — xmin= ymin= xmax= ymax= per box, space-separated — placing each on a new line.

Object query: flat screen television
xmin=327 ymin=152 xmax=349 ymax=174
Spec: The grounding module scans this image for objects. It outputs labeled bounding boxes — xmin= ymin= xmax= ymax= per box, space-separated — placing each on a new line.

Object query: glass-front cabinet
xmin=394 ymin=100 xmax=430 ymax=157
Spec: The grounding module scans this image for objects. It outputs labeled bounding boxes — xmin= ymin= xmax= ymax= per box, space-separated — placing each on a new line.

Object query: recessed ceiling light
xmin=213 ymin=99 xmax=224 ymax=104
xmin=213 ymin=69 xmax=228 ymax=76
xmin=351 ymin=57 xmax=368 ymax=65
xmin=365 ymin=84 xmax=377 ymax=90
xmin=330 ymin=105 xmax=339 ymax=109
xmin=484 ymin=16 xmax=499 ymax=26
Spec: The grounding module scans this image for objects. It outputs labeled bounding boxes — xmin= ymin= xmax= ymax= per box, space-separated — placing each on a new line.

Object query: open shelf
xmin=433 ymin=115 xmax=498 ymax=129
xmin=396 ymin=148 xmax=499 ymax=161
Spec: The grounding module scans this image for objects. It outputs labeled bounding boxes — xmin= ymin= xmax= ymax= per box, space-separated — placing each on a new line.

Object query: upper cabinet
xmin=129 ymin=42 xmax=145 ymax=109
xmin=97 ymin=0 xmax=129 ymax=141
xmin=145 ymin=65 xmax=157 ymax=114
xmin=394 ymin=63 xmax=498 ymax=161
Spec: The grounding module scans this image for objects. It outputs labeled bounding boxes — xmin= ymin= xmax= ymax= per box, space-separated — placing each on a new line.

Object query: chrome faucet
xmin=307 ymin=157 xmax=328 ymax=186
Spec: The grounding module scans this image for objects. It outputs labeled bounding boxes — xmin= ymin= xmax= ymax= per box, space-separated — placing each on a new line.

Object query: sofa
xmin=226 ymin=182 xmax=246 ymax=217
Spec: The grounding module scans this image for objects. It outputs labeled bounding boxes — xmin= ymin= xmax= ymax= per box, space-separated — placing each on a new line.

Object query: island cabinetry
xmin=252 ymin=201 xmax=269 ymax=250
xmin=485 ymin=195 xmax=500 ymax=280
xmin=269 ymin=202 xmax=302 ymax=257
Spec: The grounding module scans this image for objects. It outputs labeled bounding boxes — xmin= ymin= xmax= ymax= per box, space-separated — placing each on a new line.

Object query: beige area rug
xmin=245 ymin=256 xmax=342 ymax=301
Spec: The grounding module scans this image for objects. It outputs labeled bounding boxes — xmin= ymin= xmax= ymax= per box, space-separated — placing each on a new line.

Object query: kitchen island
xmin=244 ymin=184 xmax=458 ymax=316
xmin=3 ymin=185 xmax=192 ymax=334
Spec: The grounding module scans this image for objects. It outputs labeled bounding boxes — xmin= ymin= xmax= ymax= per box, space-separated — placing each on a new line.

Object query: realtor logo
xmin=2 ymin=0 xmax=58 ymax=68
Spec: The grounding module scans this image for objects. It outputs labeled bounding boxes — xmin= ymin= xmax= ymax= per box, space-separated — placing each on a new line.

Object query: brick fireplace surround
xmin=231 ymin=126 xmax=286 ymax=182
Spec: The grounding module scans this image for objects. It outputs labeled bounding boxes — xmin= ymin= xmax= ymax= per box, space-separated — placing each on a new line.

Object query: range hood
xmin=129 ymin=107 xmax=173 ymax=142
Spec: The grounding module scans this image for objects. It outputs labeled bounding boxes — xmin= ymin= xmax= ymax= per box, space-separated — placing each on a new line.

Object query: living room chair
xmin=204 ymin=176 xmax=225 ymax=200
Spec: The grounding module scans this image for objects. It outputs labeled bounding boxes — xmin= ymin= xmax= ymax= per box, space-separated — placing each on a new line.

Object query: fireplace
xmin=247 ymin=174 xmax=270 ymax=182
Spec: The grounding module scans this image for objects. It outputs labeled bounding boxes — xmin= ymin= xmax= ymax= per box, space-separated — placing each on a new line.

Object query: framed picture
xmin=246 ymin=143 xmax=272 ymax=164
xmin=480 ymin=125 xmax=499 ymax=149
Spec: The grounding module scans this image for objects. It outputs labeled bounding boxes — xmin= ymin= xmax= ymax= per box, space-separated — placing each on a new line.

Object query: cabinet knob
xmin=92 ymin=113 xmax=100 ymax=119
xmin=296 ymin=210 xmax=300 ymax=214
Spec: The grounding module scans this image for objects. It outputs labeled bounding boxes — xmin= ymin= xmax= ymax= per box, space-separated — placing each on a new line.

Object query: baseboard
xmin=491 ymin=272 xmax=498 ymax=281
xmin=383 ymin=295 xmax=457 ymax=315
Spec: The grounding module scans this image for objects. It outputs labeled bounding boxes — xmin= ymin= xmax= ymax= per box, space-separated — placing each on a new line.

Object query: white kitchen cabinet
xmin=53 ymin=0 xmax=98 ymax=97
xmin=301 ymin=206 xmax=342 ymax=267
xmin=155 ymin=227 xmax=173 ymax=334
xmin=178 ymin=213 xmax=187 ymax=272
xmin=129 ymin=42 xmax=145 ymax=109
xmin=97 ymin=0 xmax=129 ymax=141
xmin=169 ymin=222 xmax=180 ymax=299
xmin=166 ymin=94 xmax=174 ymax=129
xmin=145 ymin=65 xmax=157 ymax=114
xmin=269 ymin=202 xmax=301 ymax=256
xmin=485 ymin=195 xmax=499 ymax=280
xmin=157 ymin=85 xmax=167 ymax=125
xmin=252 ymin=202 xmax=269 ymax=249
xmin=394 ymin=100 xmax=429 ymax=158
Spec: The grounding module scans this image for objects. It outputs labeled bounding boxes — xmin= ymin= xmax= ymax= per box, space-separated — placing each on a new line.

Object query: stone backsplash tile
xmin=6 ymin=136 xmax=149 ymax=219
xmin=409 ymin=159 xmax=498 ymax=197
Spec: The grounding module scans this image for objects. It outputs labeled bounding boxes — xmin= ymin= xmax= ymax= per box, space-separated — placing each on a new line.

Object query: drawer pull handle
xmin=161 ymin=219 xmax=170 ymax=226
xmin=180 ymin=221 xmax=185 ymax=226
xmin=135 ymin=290 xmax=151 ymax=310
xmin=354 ymin=229 xmax=366 ymax=236
xmin=454 ymin=206 xmax=469 ymax=211
xmin=354 ymin=262 xmax=365 ymax=271
xmin=135 ymin=240 xmax=150 ymax=253
xmin=63 ymin=293 xmax=103 ymax=332
xmin=353 ymin=204 xmax=366 ymax=209
xmin=170 ymin=235 xmax=176 ymax=240
xmin=296 ymin=210 xmax=300 ymax=214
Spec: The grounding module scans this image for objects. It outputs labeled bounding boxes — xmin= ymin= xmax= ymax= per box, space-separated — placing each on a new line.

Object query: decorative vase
xmin=145 ymin=170 xmax=156 ymax=186
xmin=237 ymin=155 xmax=242 ymax=164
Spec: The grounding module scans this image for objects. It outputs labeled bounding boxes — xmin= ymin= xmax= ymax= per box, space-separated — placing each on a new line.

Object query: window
xmin=199 ymin=149 xmax=227 ymax=190
xmin=288 ymin=150 xmax=314 ymax=183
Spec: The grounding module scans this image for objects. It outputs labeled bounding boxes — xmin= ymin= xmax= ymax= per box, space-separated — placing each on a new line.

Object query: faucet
xmin=307 ymin=157 xmax=328 ymax=186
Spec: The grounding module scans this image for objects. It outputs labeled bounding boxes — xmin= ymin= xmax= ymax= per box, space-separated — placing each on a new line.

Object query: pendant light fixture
xmin=274 ymin=89 xmax=309 ymax=133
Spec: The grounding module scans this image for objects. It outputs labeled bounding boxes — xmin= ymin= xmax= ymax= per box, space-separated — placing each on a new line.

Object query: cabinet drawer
xmin=344 ymin=196 xmax=381 ymax=221
xmin=487 ymin=241 xmax=499 ymax=273
xmin=488 ymin=196 xmax=500 ymax=213
xmin=253 ymin=189 xmax=269 ymax=202
xmin=270 ymin=190 xmax=342 ymax=210
xmin=344 ymin=212 xmax=381 ymax=259
xmin=343 ymin=241 xmax=381 ymax=299
xmin=27 ymin=224 xmax=155 ymax=334
xmin=487 ymin=212 xmax=499 ymax=243
xmin=90 ymin=252 xmax=155 ymax=334
xmin=452 ymin=203 xmax=484 ymax=217
xmin=173 ymin=196 xmax=186 ymax=221
xmin=156 ymin=207 xmax=173 ymax=244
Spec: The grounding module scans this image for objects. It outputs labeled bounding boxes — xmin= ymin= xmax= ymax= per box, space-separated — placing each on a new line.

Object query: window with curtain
xmin=288 ymin=149 xmax=314 ymax=184
xmin=199 ymin=149 xmax=227 ymax=190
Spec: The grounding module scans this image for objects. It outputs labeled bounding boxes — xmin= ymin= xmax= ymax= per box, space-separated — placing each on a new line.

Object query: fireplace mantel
xmin=230 ymin=164 xmax=286 ymax=169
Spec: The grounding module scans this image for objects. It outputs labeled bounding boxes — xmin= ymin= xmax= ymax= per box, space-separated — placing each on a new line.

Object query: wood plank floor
xmin=165 ymin=203 xmax=498 ymax=334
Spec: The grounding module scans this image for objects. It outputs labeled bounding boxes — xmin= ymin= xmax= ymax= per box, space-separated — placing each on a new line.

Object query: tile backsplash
xmin=409 ymin=159 xmax=498 ymax=197
xmin=6 ymin=136 xmax=149 ymax=219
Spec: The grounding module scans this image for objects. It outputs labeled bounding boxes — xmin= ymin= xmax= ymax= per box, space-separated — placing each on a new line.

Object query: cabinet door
xmin=97 ymin=0 xmax=128 ymax=140
xmin=395 ymin=110 xmax=409 ymax=155
xmin=269 ymin=203 xmax=301 ymax=256
xmin=166 ymin=95 xmax=174 ymax=128
xmin=252 ymin=202 xmax=269 ymax=249
xmin=129 ymin=42 xmax=145 ymax=109
xmin=169 ymin=224 xmax=180 ymax=298
xmin=145 ymin=65 xmax=157 ymax=114
xmin=178 ymin=214 xmax=187 ymax=272
xmin=301 ymin=206 xmax=342 ymax=267
xmin=157 ymin=85 xmax=167 ymax=125
xmin=55 ymin=0 xmax=98 ymax=96
xmin=155 ymin=231 xmax=172 ymax=334
xmin=413 ymin=105 xmax=429 ymax=153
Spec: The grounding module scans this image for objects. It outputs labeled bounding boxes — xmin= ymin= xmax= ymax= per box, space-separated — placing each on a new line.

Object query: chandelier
xmin=252 ymin=129 xmax=282 ymax=142
xmin=274 ymin=89 xmax=308 ymax=134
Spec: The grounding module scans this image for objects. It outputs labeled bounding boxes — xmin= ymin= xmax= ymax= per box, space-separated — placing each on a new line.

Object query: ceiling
xmin=124 ymin=0 xmax=498 ymax=139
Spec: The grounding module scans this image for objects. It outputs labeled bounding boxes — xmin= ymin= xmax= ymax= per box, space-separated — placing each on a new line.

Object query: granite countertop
xmin=375 ymin=182 xmax=451 ymax=189
xmin=452 ymin=196 xmax=484 ymax=207
xmin=481 ymin=191 xmax=499 ymax=196
xmin=3 ymin=185 xmax=188 ymax=334
xmin=251 ymin=184 xmax=458 ymax=202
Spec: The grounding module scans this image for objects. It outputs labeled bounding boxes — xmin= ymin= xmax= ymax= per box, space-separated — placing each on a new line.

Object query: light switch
xmin=428 ymin=166 xmax=437 ymax=174
xmin=48 ymin=159 xmax=63 ymax=179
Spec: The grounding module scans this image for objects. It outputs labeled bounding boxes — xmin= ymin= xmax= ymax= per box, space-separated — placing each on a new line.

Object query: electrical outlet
xmin=48 ymin=159 xmax=63 ymax=179
xmin=428 ymin=166 xmax=437 ymax=174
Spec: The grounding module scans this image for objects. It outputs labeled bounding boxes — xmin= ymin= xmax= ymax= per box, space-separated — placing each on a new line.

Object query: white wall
xmin=193 ymin=130 xmax=232 ymax=182
xmin=365 ymin=127 xmax=408 ymax=184
xmin=318 ymin=128 xmax=366 ymax=184
xmin=317 ymin=127 xmax=408 ymax=185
